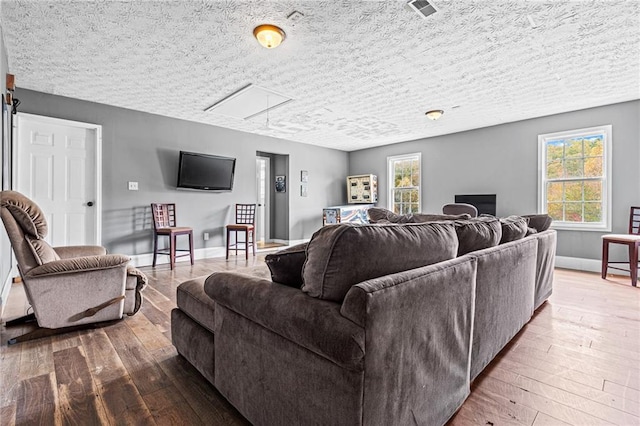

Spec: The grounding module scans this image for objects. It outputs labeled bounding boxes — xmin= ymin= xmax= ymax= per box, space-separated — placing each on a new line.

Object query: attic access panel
xmin=205 ymin=84 xmax=293 ymax=120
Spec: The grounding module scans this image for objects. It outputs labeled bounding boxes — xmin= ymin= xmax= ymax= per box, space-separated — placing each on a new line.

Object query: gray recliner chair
xmin=0 ymin=190 xmax=147 ymax=344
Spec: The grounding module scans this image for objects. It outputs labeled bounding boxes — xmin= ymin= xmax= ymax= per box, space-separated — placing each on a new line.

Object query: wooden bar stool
xmin=601 ymin=206 xmax=640 ymax=287
xmin=151 ymin=203 xmax=194 ymax=270
xmin=226 ymin=204 xmax=256 ymax=260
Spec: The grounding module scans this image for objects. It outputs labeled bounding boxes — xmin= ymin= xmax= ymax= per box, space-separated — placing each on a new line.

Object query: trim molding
xmin=127 ymin=240 xmax=309 ymax=268
xmin=130 ymin=251 xmax=605 ymax=274
xmin=555 ymin=255 xmax=615 ymax=274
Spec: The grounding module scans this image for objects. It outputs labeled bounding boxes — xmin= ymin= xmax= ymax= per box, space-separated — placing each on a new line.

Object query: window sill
xmin=551 ymin=223 xmax=611 ymax=232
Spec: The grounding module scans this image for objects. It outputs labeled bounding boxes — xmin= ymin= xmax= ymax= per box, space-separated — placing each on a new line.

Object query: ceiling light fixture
xmin=253 ymin=24 xmax=286 ymax=49
xmin=425 ymin=109 xmax=444 ymax=120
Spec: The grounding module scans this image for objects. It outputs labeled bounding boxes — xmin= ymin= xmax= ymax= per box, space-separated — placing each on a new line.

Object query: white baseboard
xmin=554 ymin=255 xmax=617 ymax=275
xmin=128 ymin=246 xmax=226 ymax=268
xmin=273 ymin=239 xmax=308 ymax=246
xmin=128 ymin=240 xmax=310 ymax=268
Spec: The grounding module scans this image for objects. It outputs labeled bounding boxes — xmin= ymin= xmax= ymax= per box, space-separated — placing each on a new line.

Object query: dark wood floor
xmin=1 ymin=256 xmax=639 ymax=425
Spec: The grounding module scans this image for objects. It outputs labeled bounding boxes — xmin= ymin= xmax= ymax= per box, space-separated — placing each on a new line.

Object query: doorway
xmin=15 ymin=113 xmax=102 ymax=246
xmin=255 ymin=151 xmax=289 ymax=248
xmin=255 ymin=155 xmax=271 ymax=248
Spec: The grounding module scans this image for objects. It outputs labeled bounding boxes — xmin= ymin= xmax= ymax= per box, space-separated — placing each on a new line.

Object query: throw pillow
xmin=302 ymin=222 xmax=458 ymax=302
xmin=264 ymin=243 xmax=308 ymax=288
xmin=454 ymin=216 xmax=502 ymax=256
xmin=522 ymin=214 xmax=553 ymax=232
xmin=499 ymin=215 xmax=529 ymax=244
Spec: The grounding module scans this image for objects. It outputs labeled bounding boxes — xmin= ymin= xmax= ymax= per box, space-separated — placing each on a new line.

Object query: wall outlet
xmin=128 ymin=181 xmax=139 ymax=191
xmin=203 ymin=232 xmax=209 ymax=241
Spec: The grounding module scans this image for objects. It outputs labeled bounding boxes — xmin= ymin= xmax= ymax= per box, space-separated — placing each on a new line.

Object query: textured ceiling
xmin=1 ymin=0 xmax=639 ymax=152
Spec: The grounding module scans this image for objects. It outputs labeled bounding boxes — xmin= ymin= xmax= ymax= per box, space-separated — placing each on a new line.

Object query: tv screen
xmin=455 ymin=194 xmax=497 ymax=216
xmin=177 ymin=151 xmax=236 ymax=191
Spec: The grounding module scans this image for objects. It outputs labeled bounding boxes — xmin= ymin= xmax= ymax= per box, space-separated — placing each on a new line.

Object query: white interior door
xmin=256 ymin=156 xmax=270 ymax=244
xmin=15 ymin=114 xmax=101 ymax=246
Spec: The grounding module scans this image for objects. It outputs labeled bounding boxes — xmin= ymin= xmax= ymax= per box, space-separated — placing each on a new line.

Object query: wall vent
xmin=407 ymin=0 xmax=438 ymax=19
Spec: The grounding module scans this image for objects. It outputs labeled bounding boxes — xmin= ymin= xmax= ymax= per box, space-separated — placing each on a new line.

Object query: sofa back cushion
xmin=522 ymin=214 xmax=553 ymax=233
xmin=302 ymin=222 xmax=458 ymax=302
xmin=499 ymin=215 xmax=529 ymax=244
xmin=454 ymin=216 xmax=502 ymax=256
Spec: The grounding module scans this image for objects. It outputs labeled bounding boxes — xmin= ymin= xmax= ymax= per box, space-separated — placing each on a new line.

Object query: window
xmin=538 ymin=125 xmax=612 ymax=231
xmin=388 ymin=153 xmax=421 ymax=214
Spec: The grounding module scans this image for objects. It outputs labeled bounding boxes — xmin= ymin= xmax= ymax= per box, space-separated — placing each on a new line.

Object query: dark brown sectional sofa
xmin=171 ymin=213 xmax=556 ymax=426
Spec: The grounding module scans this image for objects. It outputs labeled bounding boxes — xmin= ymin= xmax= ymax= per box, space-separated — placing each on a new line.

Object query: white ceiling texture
xmin=1 ymin=0 xmax=639 ymax=151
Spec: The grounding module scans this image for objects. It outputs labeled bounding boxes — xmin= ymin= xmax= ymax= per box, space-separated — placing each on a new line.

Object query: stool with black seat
xmin=151 ymin=203 xmax=194 ymax=270
xmin=226 ymin=204 xmax=256 ymax=260
xmin=601 ymin=206 xmax=640 ymax=287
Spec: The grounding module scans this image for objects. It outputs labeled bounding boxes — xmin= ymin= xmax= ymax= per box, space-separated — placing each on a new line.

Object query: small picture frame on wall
xmin=300 ymin=170 xmax=308 ymax=183
xmin=300 ymin=184 xmax=308 ymax=197
xmin=275 ymin=175 xmax=286 ymax=193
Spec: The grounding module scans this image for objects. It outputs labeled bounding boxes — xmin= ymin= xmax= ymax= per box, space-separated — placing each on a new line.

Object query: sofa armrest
xmin=53 ymin=245 xmax=107 ymax=258
xmin=25 ymin=254 xmax=130 ymax=278
xmin=340 ymin=256 xmax=477 ymax=426
xmin=531 ymin=229 xmax=556 ymax=309
xmin=21 ymin=256 xmax=130 ymax=329
xmin=205 ymin=272 xmax=365 ymax=371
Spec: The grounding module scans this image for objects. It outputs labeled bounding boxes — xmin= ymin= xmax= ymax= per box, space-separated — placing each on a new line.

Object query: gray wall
xmin=1 ymin=27 xmax=12 ymax=308
xmin=15 ymin=89 xmax=347 ymax=259
xmin=272 ymin=154 xmax=290 ymax=240
xmin=349 ymin=100 xmax=640 ymax=261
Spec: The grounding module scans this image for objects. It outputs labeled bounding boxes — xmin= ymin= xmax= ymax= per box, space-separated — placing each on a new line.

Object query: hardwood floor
xmin=1 ymin=258 xmax=639 ymax=425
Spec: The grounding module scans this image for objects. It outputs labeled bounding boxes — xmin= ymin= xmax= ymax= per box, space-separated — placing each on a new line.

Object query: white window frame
xmin=387 ymin=152 xmax=421 ymax=214
xmin=537 ymin=125 xmax=612 ymax=232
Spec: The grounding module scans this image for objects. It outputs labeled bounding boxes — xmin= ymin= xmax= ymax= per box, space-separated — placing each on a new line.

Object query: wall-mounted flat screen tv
xmin=455 ymin=194 xmax=497 ymax=216
xmin=177 ymin=151 xmax=236 ymax=191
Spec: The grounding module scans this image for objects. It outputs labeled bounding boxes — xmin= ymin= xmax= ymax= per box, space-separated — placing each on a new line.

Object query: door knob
xmin=87 ymin=201 xmax=94 ymax=207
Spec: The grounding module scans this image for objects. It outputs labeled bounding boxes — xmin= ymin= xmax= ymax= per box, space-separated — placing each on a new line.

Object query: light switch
xmin=128 ymin=181 xmax=139 ymax=191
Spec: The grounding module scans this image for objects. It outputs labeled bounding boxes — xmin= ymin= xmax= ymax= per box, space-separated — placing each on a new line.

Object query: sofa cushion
xmin=177 ymin=265 xmax=271 ymax=334
xmin=206 ymin=271 xmax=365 ymax=371
xmin=302 ymin=222 xmax=458 ymax=302
xmin=264 ymin=243 xmax=307 ymax=288
xmin=499 ymin=215 xmax=529 ymax=244
xmin=454 ymin=216 xmax=502 ymax=256
xmin=177 ymin=276 xmax=216 ymax=333
xmin=368 ymin=207 xmax=469 ymax=224
xmin=522 ymin=214 xmax=553 ymax=232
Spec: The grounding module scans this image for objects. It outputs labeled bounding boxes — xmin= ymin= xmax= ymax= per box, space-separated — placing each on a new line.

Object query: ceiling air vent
xmin=407 ymin=0 xmax=438 ymax=19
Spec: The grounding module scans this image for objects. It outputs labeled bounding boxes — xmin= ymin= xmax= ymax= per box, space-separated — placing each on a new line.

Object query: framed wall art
xmin=275 ymin=175 xmax=286 ymax=193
